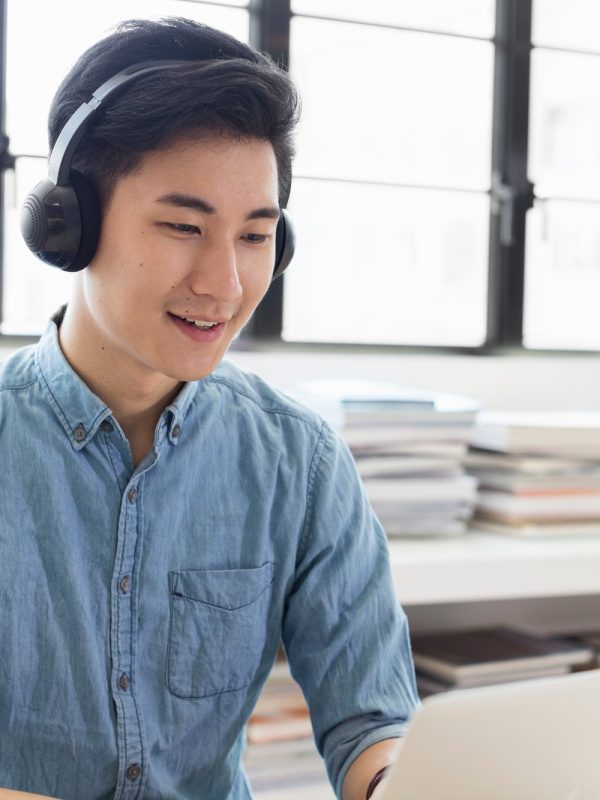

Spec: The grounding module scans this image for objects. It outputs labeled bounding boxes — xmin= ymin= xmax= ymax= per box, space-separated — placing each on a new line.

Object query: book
xmin=420 ymin=664 xmax=570 ymax=690
xmin=343 ymin=424 xmax=474 ymax=449
xmin=410 ymin=627 xmax=594 ymax=683
xmin=475 ymin=473 xmax=600 ymax=493
xmin=470 ymin=411 xmax=600 ymax=456
xmin=364 ymin=475 xmax=478 ymax=504
xmin=472 ymin=516 xmax=600 ymax=538
xmin=476 ymin=489 xmax=600 ymax=519
xmin=465 ymin=449 xmax=600 ymax=474
xmin=385 ymin=518 xmax=468 ymax=538
xmin=298 ymin=379 xmax=480 ymax=426
xmin=356 ymin=456 xmax=462 ymax=479
xmin=352 ymin=441 xmax=468 ymax=459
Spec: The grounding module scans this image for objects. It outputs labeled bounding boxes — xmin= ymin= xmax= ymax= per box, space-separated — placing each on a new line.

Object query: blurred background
xmin=2 ymin=0 xmax=600 ymax=355
xmin=3 ymin=5 xmax=600 ymax=798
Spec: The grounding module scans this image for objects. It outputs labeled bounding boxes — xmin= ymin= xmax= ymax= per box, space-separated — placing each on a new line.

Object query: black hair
xmin=48 ymin=17 xmax=300 ymax=210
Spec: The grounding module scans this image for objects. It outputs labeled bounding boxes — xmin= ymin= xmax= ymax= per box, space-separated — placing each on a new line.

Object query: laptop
xmin=380 ymin=669 xmax=600 ymax=800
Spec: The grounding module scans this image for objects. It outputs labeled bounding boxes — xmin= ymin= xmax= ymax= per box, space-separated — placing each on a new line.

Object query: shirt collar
xmin=34 ymin=306 xmax=197 ymax=451
xmin=163 ymin=380 xmax=197 ymax=445
xmin=35 ymin=306 xmax=112 ymax=451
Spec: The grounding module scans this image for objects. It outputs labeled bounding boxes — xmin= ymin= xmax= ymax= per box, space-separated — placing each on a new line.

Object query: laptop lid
xmin=380 ymin=669 xmax=600 ymax=800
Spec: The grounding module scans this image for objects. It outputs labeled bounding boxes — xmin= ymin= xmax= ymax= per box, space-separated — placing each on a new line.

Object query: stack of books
xmin=411 ymin=627 xmax=595 ymax=697
xmin=467 ymin=411 xmax=600 ymax=537
xmin=556 ymin=629 xmax=600 ymax=667
xmin=296 ymin=379 xmax=480 ymax=537
xmin=247 ymin=654 xmax=312 ymax=746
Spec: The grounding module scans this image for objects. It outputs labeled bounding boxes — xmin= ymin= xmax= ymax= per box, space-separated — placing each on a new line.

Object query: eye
xmin=164 ymin=223 xmax=201 ymax=235
xmin=242 ymin=233 xmax=271 ymax=244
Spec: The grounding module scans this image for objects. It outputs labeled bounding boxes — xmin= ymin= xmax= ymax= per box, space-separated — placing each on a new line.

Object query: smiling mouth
xmin=168 ymin=313 xmax=221 ymax=329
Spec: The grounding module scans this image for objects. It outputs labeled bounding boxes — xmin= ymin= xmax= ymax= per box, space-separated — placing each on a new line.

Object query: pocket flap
xmin=170 ymin=563 xmax=274 ymax=610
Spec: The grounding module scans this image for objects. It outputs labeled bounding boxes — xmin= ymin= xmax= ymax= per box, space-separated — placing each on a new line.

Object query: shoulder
xmin=0 ymin=343 xmax=39 ymax=395
xmin=203 ymin=359 xmax=326 ymax=438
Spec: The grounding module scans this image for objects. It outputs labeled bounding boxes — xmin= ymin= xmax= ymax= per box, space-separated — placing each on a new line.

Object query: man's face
xmin=80 ymin=134 xmax=279 ymax=383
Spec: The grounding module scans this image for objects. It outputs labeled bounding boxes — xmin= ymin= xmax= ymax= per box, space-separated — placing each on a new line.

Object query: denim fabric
xmin=0 ymin=310 xmax=420 ymax=800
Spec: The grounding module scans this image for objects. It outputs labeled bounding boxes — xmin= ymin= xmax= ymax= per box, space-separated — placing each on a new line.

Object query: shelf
xmin=389 ymin=529 xmax=600 ymax=605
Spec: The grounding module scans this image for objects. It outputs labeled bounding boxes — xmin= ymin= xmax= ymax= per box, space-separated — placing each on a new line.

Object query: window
xmin=284 ymin=5 xmax=494 ymax=345
xmin=2 ymin=0 xmax=600 ymax=352
xmin=525 ymin=0 xmax=600 ymax=350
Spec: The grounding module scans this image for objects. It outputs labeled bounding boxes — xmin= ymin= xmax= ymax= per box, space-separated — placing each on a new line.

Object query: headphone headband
xmin=49 ymin=61 xmax=189 ymax=185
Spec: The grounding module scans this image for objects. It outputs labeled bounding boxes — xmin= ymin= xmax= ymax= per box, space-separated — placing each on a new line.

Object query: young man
xmin=0 ymin=17 xmax=419 ymax=800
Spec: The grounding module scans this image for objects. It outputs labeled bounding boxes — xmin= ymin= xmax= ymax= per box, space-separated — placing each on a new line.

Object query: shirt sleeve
xmin=281 ymin=420 xmax=421 ymax=799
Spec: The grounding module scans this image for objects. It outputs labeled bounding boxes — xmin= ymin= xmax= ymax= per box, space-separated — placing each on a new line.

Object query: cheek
xmin=242 ymin=267 xmax=273 ymax=310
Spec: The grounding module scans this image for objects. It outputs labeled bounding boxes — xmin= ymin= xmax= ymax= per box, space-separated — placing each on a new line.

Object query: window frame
xmin=1 ymin=0 xmax=598 ymax=356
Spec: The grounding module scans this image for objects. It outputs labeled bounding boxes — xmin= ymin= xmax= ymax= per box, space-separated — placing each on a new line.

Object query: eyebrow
xmin=155 ymin=192 xmax=280 ymax=221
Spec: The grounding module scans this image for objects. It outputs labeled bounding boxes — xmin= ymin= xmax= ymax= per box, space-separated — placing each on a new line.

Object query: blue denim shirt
xmin=0 ymin=310 xmax=419 ymax=800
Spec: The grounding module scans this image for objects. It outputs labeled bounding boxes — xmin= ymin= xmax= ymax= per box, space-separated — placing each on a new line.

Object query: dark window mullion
xmin=486 ymin=0 xmax=534 ymax=347
xmin=241 ymin=0 xmax=291 ymax=341
xmin=0 ymin=0 xmax=8 ymax=329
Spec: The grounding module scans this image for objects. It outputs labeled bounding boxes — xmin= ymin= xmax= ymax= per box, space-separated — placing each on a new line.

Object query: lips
xmin=168 ymin=312 xmax=226 ymax=342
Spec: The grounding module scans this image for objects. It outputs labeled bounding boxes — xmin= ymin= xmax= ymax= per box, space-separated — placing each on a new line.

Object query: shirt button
xmin=127 ymin=487 xmax=138 ymax=503
xmin=73 ymin=424 xmax=86 ymax=442
xmin=119 ymin=673 xmax=130 ymax=691
xmin=126 ymin=763 xmax=141 ymax=781
xmin=172 ymin=424 xmax=181 ymax=438
xmin=119 ymin=575 xmax=131 ymax=593
xmin=100 ymin=420 xmax=114 ymax=433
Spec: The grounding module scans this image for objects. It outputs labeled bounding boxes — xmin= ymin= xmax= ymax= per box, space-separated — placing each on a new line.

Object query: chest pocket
xmin=167 ymin=563 xmax=274 ymax=699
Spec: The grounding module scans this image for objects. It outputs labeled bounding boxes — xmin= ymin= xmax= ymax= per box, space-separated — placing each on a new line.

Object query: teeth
xmin=181 ymin=316 xmax=218 ymax=328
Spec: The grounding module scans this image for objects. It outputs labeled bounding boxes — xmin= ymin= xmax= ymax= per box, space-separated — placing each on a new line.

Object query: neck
xmin=58 ymin=300 xmax=183 ymax=453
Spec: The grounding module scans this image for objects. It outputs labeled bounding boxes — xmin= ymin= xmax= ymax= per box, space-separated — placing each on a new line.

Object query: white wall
xmin=2 ymin=340 xmax=600 ymax=412
xmin=226 ymin=348 xmax=600 ymax=412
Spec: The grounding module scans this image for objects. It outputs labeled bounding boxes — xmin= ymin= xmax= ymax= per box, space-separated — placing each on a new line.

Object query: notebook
xmin=380 ymin=669 xmax=600 ymax=800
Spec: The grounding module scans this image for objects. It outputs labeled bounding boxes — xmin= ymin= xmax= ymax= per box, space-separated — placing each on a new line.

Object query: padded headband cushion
xmin=66 ymin=169 xmax=102 ymax=272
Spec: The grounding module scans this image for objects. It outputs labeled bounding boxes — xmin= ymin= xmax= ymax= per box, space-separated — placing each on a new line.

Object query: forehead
xmin=123 ymin=133 xmax=280 ymax=206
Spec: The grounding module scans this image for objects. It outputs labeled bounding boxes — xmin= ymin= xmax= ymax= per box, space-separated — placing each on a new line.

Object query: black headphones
xmin=20 ymin=60 xmax=294 ymax=280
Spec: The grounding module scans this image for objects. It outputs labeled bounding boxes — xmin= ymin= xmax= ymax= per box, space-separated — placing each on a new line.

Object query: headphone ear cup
xmin=66 ymin=169 xmax=101 ymax=272
xmin=20 ymin=170 xmax=100 ymax=272
xmin=273 ymin=208 xmax=295 ymax=281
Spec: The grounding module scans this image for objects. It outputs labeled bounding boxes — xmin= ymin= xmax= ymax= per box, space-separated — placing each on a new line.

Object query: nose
xmin=187 ymin=238 xmax=243 ymax=304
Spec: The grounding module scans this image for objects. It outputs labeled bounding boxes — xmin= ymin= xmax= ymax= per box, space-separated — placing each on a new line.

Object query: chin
xmin=162 ymin=357 xmax=224 ymax=383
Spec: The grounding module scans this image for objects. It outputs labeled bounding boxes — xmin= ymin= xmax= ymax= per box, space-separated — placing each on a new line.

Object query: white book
xmin=471 ymin=410 xmax=600 ymax=456
xmin=465 ymin=449 xmax=600 ymax=474
xmin=475 ymin=473 xmax=600 ymax=492
xmin=477 ymin=489 xmax=600 ymax=518
xmin=472 ymin=517 xmax=600 ymax=538
xmin=357 ymin=456 xmax=462 ymax=478
xmin=352 ymin=441 xmax=469 ymax=459
xmin=365 ymin=475 xmax=478 ymax=504
xmin=299 ymin=379 xmax=480 ymax=425
xmin=376 ymin=501 xmax=475 ymax=520
xmin=343 ymin=424 xmax=474 ymax=449
xmin=385 ymin=519 xmax=468 ymax=538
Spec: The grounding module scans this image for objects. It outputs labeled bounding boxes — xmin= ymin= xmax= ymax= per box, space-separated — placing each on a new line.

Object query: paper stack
xmin=411 ymin=627 xmax=595 ymax=697
xmin=247 ymin=657 xmax=311 ymax=745
xmin=297 ymin=379 xmax=480 ymax=537
xmin=467 ymin=411 xmax=600 ymax=537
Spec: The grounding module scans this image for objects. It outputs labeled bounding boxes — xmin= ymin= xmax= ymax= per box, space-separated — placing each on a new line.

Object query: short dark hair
xmin=48 ymin=17 xmax=300 ymax=210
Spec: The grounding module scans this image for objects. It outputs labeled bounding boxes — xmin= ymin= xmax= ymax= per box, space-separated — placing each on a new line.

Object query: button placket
xmin=111 ymin=478 xmax=145 ymax=798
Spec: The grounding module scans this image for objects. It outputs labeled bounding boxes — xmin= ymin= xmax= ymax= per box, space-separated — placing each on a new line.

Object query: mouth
xmin=167 ymin=312 xmax=226 ymax=342
xmin=168 ymin=312 xmax=223 ymax=329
